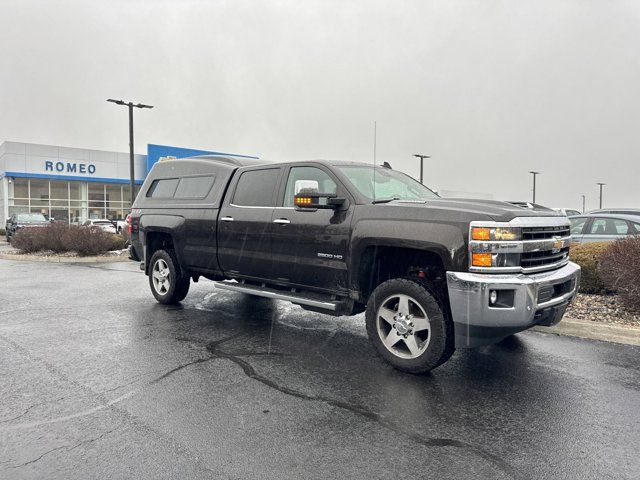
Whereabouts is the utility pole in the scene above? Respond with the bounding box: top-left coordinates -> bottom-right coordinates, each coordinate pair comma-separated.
413,154 -> 430,184
581,194 -> 586,213
596,182 -> 606,209
107,99 -> 154,206
529,171 -> 540,203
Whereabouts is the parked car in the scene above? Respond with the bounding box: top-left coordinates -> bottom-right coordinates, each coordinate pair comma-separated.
111,216 -> 129,234
5,213 -> 51,243
128,155 -> 580,374
82,218 -> 117,234
588,208 -> 640,218
553,208 -> 582,217
569,214 -> 640,243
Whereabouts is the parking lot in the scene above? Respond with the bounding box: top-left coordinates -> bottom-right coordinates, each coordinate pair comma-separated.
1,258 -> 638,479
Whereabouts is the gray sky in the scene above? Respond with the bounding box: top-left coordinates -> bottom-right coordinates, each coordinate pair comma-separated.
1,0 -> 639,210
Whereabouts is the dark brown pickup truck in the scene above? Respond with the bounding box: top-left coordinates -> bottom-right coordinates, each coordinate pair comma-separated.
130,155 -> 580,373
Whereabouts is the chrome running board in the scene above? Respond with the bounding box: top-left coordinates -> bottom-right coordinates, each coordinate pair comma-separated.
213,281 -> 339,311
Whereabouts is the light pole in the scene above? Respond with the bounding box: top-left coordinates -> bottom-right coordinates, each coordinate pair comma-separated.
596,182 -> 606,209
529,171 -> 540,203
107,99 -> 154,206
581,194 -> 586,213
413,154 -> 430,184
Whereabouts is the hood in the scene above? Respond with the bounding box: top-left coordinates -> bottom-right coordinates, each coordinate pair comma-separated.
389,198 -> 563,222
17,220 -> 50,227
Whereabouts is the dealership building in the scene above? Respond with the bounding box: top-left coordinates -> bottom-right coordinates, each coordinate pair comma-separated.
0,141 -> 257,225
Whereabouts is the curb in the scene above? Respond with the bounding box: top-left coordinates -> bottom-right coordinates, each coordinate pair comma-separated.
0,253 -> 132,264
533,317 -> 640,346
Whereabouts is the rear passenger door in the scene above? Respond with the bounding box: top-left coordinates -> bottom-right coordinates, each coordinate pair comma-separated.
217,167 -> 282,280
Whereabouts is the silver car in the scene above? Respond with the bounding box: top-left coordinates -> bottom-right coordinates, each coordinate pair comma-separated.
569,214 -> 640,243
82,219 -> 117,234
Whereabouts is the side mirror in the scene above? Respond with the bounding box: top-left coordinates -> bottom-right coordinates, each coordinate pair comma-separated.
293,179 -> 346,210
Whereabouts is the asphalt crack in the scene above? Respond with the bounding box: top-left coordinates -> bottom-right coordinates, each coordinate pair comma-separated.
206,335 -> 519,479
3,426 -> 121,470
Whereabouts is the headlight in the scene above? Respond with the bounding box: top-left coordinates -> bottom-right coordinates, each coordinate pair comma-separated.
471,226 -> 521,241
470,225 -> 521,269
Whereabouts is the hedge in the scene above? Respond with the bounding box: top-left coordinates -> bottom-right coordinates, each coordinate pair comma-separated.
599,236 -> 640,312
569,242 -> 611,293
11,222 -> 126,256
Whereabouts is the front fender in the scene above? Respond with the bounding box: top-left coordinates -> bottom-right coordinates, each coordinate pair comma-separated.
348,216 -> 468,291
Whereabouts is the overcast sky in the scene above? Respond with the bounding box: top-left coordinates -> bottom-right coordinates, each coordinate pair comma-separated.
1,0 -> 639,209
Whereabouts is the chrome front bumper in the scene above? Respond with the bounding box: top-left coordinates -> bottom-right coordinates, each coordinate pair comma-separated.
446,262 -> 581,348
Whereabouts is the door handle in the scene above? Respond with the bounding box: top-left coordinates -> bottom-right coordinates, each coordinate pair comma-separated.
273,218 -> 290,225
221,216 -> 234,222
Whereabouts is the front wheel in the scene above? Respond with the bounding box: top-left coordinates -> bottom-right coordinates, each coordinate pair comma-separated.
365,278 -> 454,373
148,249 -> 190,304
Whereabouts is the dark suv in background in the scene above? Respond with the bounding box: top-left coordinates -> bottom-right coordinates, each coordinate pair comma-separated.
5,213 -> 50,243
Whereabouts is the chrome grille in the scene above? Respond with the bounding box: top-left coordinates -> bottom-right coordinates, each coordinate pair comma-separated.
522,225 -> 571,240
521,247 -> 570,269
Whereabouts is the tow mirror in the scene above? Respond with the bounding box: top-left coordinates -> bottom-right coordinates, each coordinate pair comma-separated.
293,180 -> 345,210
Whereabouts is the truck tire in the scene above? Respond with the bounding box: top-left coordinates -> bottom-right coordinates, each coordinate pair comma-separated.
365,277 -> 454,373
148,249 -> 190,304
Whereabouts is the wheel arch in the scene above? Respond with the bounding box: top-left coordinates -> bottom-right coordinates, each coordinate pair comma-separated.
355,244 -> 449,303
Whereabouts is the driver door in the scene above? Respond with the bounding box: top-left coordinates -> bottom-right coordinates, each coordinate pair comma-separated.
270,165 -> 353,292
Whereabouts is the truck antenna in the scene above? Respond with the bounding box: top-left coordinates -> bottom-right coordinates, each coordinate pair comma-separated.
373,121 -> 377,202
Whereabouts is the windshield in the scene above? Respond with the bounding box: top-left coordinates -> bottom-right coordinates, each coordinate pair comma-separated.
16,213 -> 47,223
337,166 -> 439,202
93,221 -> 112,225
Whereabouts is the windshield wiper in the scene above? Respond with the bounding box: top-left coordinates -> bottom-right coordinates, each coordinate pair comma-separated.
372,197 -> 400,204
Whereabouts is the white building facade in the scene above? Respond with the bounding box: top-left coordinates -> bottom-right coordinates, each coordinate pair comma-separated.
0,141 -> 146,225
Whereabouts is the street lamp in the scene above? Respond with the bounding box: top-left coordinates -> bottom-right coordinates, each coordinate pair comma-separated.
596,182 -> 606,209
529,171 -> 540,203
107,99 -> 154,206
413,154 -> 430,184
581,194 -> 586,213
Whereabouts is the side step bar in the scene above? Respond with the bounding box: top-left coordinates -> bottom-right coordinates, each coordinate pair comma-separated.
213,281 -> 340,312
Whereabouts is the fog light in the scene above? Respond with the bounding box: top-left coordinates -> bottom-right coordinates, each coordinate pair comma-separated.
490,290 -> 498,305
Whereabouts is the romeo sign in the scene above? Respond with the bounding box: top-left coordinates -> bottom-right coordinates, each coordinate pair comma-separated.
45,161 -> 96,175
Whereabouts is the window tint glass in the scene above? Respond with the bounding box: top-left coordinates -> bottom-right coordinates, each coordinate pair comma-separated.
613,220 -> 630,234
147,178 -> 179,198
283,167 -> 337,207
570,218 -> 587,235
233,169 -> 280,207
589,218 -> 629,235
174,175 -> 216,199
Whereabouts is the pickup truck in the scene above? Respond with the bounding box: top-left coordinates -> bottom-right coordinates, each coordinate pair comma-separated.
130,156 -> 581,373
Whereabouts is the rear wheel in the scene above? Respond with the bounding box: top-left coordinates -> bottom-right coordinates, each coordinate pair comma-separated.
365,277 -> 454,373
149,249 -> 190,304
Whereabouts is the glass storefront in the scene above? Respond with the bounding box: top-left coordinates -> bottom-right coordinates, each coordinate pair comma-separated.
7,178 -> 132,223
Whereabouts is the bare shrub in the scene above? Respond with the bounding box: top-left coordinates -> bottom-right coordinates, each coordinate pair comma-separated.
11,224 -> 123,256
62,226 -> 118,256
599,236 -> 640,312
569,242 -> 611,293
11,228 -> 46,252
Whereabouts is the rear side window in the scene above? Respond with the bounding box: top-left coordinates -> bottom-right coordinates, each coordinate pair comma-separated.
589,218 -> 629,235
146,178 -> 179,198
174,175 -> 216,199
232,168 -> 280,207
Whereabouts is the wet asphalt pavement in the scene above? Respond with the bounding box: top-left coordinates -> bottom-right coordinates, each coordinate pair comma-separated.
0,258 -> 638,480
